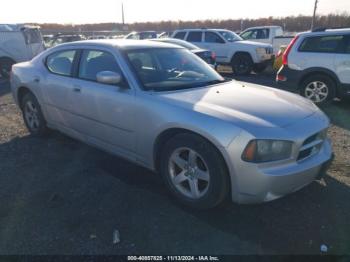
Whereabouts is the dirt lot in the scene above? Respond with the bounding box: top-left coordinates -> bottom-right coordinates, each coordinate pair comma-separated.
0,74 -> 350,255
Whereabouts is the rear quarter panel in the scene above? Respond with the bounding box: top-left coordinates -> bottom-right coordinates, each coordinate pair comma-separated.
11,61 -> 45,108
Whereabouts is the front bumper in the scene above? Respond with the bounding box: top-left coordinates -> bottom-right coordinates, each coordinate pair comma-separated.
223,113 -> 333,204
240,139 -> 331,204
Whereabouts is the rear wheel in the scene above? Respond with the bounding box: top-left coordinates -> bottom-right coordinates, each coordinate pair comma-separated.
21,92 -> 49,136
231,53 -> 253,75
301,74 -> 336,106
160,133 -> 229,209
0,57 -> 15,79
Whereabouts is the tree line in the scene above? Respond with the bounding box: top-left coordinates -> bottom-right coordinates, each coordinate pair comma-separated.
37,13 -> 350,33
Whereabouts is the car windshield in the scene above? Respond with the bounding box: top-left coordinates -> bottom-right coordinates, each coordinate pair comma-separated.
219,30 -> 242,42
125,48 -> 227,91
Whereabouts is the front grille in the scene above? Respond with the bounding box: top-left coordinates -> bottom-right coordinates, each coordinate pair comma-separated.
303,133 -> 318,146
297,130 -> 326,161
298,148 -> 314,161
265,47 -> 273,54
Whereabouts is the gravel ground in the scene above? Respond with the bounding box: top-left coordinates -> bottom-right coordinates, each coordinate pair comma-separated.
0,75 -> 349,255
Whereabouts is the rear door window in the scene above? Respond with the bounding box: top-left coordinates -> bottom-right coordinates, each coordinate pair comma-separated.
344,35 -> 350,54
46,50 -> 76,76
173,32 -> 186,40
299,35 -> 345,53
204,32 -> 225,43
186,31 -> 202,42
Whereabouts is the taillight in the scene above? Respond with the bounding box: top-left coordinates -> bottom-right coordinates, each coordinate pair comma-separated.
282,35 -> 299,66
211,52 -> 216,60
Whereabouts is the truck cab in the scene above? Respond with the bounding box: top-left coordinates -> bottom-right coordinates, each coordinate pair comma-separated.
240,26 -> 293,54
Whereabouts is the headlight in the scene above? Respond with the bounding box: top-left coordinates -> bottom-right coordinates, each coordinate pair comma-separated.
256,47 -> 266,55
242,140 -> 293,163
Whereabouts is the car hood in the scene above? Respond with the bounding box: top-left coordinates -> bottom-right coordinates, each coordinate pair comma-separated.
191,48 -> 210,54
154,80 -> 318,129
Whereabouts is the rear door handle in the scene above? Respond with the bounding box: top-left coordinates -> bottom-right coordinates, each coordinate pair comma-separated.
33,76 -> 40,83
73,85 -> 81,93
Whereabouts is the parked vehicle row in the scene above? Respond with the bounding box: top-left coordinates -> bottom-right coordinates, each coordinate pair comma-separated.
10,40 -> 333,209
3,23 -> 349,106
172,28 -> 274,75
277,28 -> 350,105
124,31 -> 158,40
151,38 -> 217,68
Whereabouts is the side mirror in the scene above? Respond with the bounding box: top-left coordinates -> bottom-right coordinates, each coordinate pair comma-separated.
96,71 -> 122,85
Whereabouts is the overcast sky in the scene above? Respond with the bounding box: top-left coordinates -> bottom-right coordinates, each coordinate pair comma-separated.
1,0 -> 349,24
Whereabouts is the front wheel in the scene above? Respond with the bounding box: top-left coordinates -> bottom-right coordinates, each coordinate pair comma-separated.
160,133 -> 229,209
301,75 -> 336,106
231,53 -> 253,76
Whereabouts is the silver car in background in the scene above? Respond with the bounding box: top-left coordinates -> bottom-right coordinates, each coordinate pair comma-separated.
10,40 -> 333,209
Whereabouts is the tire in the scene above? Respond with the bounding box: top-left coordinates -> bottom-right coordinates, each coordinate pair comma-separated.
231,53 -> 253,76
253,64 -> 267,74
160,133 -> 229,209
0,57 -> 15,79
300,74 -> 336,106
21,92 -> 49,136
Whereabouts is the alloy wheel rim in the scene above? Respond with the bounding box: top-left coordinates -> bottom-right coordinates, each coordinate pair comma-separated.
305,81 -> 329,103
168,147 -> 210,199
24,101 -> 40,131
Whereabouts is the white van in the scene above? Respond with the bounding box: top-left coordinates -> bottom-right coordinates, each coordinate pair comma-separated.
0,24 -> 45,79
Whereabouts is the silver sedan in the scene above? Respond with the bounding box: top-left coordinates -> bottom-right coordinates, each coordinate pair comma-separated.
10,40 -> 333,209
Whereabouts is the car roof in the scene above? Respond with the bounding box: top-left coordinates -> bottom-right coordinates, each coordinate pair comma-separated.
129,31 -> 157,34
243,26 -> 282,30
150,38 -> 199,49
52,39 -> 184,50
298,28 -> 350,37
174,28 -> 229,32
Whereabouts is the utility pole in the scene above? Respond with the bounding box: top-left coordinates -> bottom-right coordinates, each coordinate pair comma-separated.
122,2 -> 125,25
311,0 -> 318,30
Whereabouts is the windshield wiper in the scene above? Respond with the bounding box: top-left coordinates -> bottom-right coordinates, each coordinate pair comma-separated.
203,78 -> 231,86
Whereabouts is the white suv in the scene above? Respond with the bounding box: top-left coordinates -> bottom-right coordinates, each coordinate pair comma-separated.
172,29 -> 274,75
277,28 -> 350,105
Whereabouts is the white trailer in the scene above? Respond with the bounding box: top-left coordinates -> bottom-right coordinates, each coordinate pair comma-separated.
0,24 -> 44,79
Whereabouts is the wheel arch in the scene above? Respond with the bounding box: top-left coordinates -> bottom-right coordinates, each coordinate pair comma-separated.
153,128 -> 231,181
298,68 -> 340,96
17,86 -> 33,110
231,51 -> 253,63
0,56 -> 16,78
0,56 -> 16,63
